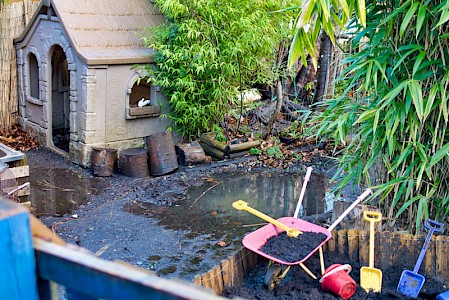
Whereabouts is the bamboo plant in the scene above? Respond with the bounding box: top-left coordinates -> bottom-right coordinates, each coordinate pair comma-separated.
308,0 -> 449,232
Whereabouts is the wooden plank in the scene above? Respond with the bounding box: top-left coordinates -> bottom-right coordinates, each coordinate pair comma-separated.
9,165 -> 29,178
234,251 -> 245,286
228,254 -> 239,286
0,199 -> 39,300
199,142 -> 225,160
199,133 -> 228,153
327,229 -> 337,252
34,238 -> 228,300
347,229 -> 359,264
358,230 -> 369,267
378,231 -> 392,269
220,259 -> 232,288
423,235 -> 436,278
337,229 -> 348,256
201,271 -> 212,290
211,266 -> 224,296
193,275 -> 202,286
436,235 -> 448,282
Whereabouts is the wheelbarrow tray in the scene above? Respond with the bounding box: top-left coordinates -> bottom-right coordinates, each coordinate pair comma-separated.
242,217 -> 331,265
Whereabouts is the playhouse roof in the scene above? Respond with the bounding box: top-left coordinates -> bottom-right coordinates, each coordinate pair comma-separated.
15,0 -> 165,65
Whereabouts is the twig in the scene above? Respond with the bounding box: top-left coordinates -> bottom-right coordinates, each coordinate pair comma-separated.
51,218 -> 75,234
0,136 -> 15,143
39,179 -> 75,192
95,244 -> 111,257
188,181 -> 221,209
241,222 -> 267,227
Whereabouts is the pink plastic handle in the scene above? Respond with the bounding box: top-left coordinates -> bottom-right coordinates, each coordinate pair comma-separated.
293,167 -> 313,218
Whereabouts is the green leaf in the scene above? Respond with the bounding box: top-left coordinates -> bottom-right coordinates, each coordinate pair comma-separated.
357,0 -> 366,27
412,51 -> 426,78
427,143 -> 449,170
408,80 -> 424,121
434,9 -> 449,28
400,2 -> 419,38
416,5 -> 427,38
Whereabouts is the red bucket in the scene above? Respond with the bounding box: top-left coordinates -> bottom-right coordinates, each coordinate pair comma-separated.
320,264 -> 356,299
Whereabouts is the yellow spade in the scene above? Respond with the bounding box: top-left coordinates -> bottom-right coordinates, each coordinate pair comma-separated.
360,211 -> 383,292
232,200 -> 303,237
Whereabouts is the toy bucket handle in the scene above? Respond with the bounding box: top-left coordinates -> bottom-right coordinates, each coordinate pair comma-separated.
363,211 -> 382,222
319,264 -> 352,283
424,219 -> 444,233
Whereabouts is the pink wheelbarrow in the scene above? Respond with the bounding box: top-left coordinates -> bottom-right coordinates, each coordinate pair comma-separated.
234,188 -> 372,290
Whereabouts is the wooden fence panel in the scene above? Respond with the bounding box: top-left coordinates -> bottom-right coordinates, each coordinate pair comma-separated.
0,0 -> 39,131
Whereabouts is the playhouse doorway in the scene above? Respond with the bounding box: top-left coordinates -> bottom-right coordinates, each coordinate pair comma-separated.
50,45 -> 70,153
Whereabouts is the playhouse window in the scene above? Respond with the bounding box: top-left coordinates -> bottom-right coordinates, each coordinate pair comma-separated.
126,78 -> 161,119
28,53 -> 39,99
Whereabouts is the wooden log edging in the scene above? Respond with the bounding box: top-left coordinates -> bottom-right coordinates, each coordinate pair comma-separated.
194,230 -> 449,295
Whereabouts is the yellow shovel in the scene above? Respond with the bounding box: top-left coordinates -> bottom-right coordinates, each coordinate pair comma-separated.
232,200 -> 303,237
360,211 -> 382,292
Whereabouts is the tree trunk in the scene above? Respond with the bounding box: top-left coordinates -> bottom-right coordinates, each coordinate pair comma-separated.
313,32 -> 333,103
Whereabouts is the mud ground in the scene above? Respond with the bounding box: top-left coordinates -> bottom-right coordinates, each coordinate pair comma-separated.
27,147 -> 346,280
26,147 -> 447,299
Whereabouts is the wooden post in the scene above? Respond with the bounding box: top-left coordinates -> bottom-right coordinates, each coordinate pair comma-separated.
0,198 -> 38,300
347,229 -> 359,264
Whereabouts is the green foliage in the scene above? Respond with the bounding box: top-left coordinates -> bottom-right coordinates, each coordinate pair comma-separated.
286,0 -> 367,68
266,146 -> 283,159
311,0 -> 449,232
250,147 -> 262,155
143,0 -> 296,140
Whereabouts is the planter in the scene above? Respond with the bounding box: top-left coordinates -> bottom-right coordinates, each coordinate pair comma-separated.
194,230 -> 449,298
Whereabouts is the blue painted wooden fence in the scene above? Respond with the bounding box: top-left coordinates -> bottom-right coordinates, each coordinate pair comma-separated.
0,198 -> 237,300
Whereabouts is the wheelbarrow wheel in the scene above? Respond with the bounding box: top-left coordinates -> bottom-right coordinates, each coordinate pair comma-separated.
264,265 -> 282,291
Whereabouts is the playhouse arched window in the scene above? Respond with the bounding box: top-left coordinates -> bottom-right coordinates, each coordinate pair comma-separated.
28,53 -> 39,99
126,77 -> 161,119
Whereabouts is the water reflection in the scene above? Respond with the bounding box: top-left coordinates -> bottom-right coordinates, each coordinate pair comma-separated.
29,167 -> 109,216
188,172 -> 328,222
124,171 -> 329,239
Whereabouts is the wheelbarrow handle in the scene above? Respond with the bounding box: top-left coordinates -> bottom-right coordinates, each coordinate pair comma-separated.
328,188 -> 372,232
412,219 -> 444,274
293,167 -> 313,219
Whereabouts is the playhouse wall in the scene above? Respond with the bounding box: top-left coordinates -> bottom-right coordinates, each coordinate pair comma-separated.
15,16 -> 173,167
72,64 -> 171,167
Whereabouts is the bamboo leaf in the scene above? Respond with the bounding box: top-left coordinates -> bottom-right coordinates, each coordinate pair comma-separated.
416,5 -> 427,38
337,0 -> 350,19
434,9 -> 449,28
357,0 -> 366,27
408,80 -> 424,121
400,2 -> 419,38
423,84 -> 438,120
427,142 -> 449,170
380,80 -> 409,110
354,109 -> 376,124
395,196 -> 420,218
412,51 -> 426,78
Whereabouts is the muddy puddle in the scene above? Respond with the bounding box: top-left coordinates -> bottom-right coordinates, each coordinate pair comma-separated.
124,171 -> 331,246
29,167 -> 109,217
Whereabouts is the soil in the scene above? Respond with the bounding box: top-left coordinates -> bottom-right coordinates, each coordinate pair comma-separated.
260,232 -> 328,263
24,147 -> 447,299
222,248 -> 447,300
